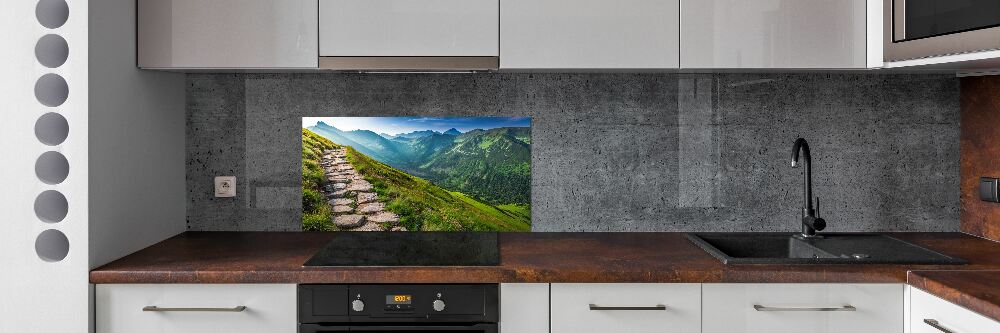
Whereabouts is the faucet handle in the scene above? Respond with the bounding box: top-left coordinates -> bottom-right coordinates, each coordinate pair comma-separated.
813,196 -> 826,232
815,196 -> 820,218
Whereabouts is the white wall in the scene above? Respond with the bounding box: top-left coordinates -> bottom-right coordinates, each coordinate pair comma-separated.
0,0 -> 185,331
88,0 -> 186,269
0,0 -> 90,331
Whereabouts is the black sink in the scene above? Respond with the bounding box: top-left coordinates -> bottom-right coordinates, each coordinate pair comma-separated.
687,233 -> 966,265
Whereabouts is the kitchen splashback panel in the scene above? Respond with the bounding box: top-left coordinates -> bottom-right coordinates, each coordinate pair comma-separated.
186,73 -> 959,232
301,116 -> 531,232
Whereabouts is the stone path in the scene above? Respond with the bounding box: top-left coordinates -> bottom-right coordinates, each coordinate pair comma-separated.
320,148 -> 405,231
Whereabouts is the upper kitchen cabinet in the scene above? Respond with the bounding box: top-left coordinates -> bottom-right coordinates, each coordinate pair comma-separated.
138,0 -> 318,69
319,0 -> 500,70
681,0 -> 880,69
501,0 -> 681,69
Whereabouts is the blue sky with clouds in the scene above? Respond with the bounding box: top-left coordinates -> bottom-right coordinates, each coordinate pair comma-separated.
303,117 -> 531,135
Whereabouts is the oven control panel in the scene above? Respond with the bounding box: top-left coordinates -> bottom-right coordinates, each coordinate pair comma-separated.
350,285 -> 478,318
299,284 -> 498,324
384,294 -> 414,311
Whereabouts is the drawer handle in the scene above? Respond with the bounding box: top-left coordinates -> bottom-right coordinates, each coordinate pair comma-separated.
588,304 -> 667,311
143,306 -> 247,312
753,304 -> 856,312
923,319 -> 955,333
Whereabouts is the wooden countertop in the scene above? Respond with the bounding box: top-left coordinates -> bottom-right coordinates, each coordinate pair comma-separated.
91,232 -> 1000,284
908,270 -> 1000,323
90,232 -> 1000,321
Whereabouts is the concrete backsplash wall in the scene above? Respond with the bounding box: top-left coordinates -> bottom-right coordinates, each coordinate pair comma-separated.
186,73 -> 960,232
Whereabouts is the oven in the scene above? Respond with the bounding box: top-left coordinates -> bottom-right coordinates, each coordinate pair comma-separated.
884,0 -> 1000,61
299,284 -> 499,333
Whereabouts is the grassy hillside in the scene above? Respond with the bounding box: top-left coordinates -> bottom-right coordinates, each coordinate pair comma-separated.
309,122 -> 532,206
309,122 -> 410,167
497,204 -> 531,221
419,127 -> 531,204
344,144 -> 531,232
302,129 -> 339,231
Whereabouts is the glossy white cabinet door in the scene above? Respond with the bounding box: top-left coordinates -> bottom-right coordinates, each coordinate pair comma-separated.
501,0 -> 680,69
138,0 -> 318,69
681,0 -> 869,68
910,287 -> 1000,333
551,283 -> 701,333
96,284 -> 297,333
702,284 -> 903,333
319,0 -> 499,56
500,283 -> 549,333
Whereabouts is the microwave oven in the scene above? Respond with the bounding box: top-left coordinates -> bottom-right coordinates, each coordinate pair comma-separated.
884,0 -> 1000,62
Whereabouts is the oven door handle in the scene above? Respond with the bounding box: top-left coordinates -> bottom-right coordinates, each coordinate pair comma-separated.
298,325 -> 350,332
348,323 -> 497,331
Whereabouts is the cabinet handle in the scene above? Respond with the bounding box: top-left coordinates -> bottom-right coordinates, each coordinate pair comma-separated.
588,304 -> 667,311
143,306 -> 247,312
753,304 -> 856,312
923,319 -> 955,333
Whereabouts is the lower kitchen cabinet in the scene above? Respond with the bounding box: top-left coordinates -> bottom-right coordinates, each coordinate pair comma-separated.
550,283 -> 701,333
95,284 -> 297,333
702,284 -> 903,333
93,282 -> 999,333
500,283 -> 549,333
909,287 -> 1000,333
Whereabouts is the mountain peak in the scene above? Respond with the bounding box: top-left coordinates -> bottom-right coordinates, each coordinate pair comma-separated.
314,121 -> 340,131
443,128 -> 462,135
395,130 -> 438,139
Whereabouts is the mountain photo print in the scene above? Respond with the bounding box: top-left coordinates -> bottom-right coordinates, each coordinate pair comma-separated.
301,117 -> 531,232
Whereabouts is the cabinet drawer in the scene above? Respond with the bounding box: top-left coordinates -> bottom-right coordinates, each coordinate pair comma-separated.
703,284 -> 903,333
910,287 -> 1000,333
96,284 -> 296,333
500,283 -> 548,333
550,283 -> 701,333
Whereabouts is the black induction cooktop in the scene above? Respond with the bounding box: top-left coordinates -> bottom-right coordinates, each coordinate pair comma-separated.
303,232 -> 500,266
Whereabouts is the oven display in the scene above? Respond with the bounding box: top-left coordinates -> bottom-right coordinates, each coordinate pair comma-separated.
386,295 -> 412,305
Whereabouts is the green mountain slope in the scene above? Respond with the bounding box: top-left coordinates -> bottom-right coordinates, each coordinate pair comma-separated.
309,122 -> 411,167
404,134 -> 457,170
344,142 -> 531,231
394,130 -> 438,139
301,128 -> 530,232
418,127 -> 531,204
301,129 -> 339,231
340,129 -> 410,160
309,123 -> 532,206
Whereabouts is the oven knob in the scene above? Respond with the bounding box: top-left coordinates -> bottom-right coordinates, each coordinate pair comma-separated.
432,299 -> 446,312
352,299 -> 365,312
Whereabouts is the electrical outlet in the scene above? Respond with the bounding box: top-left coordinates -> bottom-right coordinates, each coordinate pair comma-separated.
215,176 -> 236,198
980,177 -> 999,202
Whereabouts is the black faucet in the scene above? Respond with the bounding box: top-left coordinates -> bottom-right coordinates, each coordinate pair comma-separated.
791,138 -> 826,237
